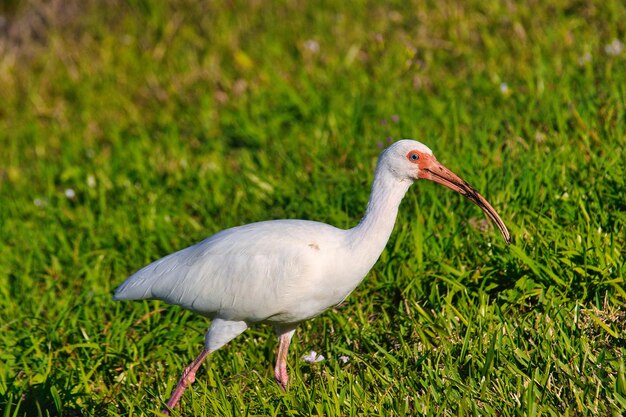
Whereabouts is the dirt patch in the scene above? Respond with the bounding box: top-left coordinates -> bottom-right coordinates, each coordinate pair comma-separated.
0,0 -> 84,59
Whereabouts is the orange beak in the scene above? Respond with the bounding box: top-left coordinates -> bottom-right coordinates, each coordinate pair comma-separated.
417,154 -> 511,244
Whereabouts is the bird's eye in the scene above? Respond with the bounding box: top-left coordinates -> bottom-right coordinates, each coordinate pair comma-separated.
407,151 -> 420,162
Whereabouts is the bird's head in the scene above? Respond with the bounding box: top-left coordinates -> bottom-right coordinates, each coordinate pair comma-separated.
381,139 -> 511,243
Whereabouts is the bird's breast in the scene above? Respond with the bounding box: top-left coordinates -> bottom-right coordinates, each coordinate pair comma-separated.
265,241 -> 375,323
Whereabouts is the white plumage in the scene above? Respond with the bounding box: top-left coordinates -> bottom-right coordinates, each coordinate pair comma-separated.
116,220 -> 362,323
114,140 -> 510,414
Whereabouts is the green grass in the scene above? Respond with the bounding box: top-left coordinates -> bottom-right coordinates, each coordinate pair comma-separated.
1,0 -> 625,415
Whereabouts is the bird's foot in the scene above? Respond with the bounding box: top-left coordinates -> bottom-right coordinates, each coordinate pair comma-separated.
274,368 -> 289,391
161,368 -> 197,414
160,348 -> 211,414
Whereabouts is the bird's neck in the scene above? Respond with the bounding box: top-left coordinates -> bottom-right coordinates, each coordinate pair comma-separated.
348,168 -> 412,258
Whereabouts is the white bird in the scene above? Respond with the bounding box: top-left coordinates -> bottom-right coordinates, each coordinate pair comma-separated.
114,140 -> 510,414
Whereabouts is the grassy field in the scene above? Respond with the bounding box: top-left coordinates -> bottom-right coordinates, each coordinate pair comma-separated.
1,0 -> 625,415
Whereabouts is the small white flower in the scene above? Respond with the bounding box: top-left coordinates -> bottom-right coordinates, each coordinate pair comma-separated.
304,39 -> 320,54
339,355 -> 350,364
605,39 -> 623,56
499,83 -> 509,94
87,175 -> 96,188
302,350 -> 325,363
65,188 -> 76,199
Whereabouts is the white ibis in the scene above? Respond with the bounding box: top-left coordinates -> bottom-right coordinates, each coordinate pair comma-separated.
114,140 -> 510,414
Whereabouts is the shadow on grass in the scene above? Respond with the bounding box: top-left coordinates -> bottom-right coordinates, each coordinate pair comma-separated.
0,374 -> 108,417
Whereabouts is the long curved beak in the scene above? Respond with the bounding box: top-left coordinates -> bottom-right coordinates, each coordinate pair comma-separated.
417,154 -> 511,244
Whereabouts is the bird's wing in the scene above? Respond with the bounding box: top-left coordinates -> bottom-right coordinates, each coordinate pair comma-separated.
113,220 -> 343,321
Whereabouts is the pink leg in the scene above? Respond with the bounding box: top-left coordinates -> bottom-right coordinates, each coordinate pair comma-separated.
274,328 -> 296,391
161,319 -> 248,414
161,348 -> 210,415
